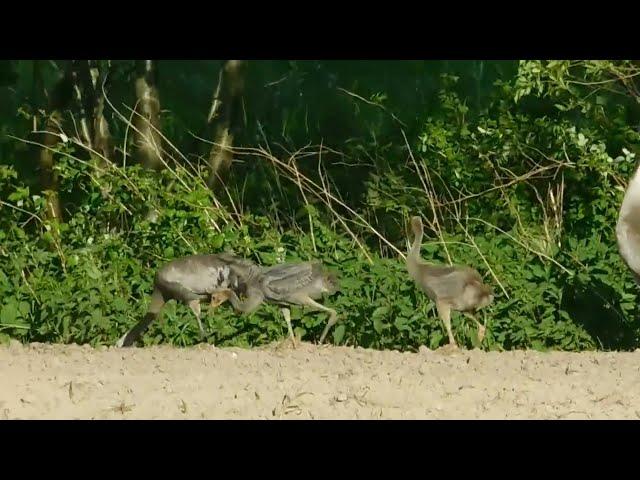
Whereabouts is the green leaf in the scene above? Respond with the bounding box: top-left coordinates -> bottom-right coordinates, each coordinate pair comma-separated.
8,187 -> 29,202
371,305 -> 390,333
211,234 -> 224,249
373,316 -> 385,334
577,133 -> 587,147
372,305 -> 390,320
113,297 -> 128,312
0,303 -> 18,325
86,264 -> 101,280
394,316 -> 409,331
531,340 -> 545,351
91,309 -> 103,326
429,332 -> 444,349
18,302 -> 30,316
530,264 -> 545,278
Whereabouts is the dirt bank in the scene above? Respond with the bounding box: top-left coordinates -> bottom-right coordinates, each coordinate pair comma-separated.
1,341 -> 638,419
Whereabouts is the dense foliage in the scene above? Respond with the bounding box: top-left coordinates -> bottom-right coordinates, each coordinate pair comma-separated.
2,60 -> 640,351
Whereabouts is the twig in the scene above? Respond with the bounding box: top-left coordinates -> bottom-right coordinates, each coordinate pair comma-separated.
337,86 -> 407,128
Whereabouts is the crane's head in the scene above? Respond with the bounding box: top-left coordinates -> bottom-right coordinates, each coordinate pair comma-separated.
474,282 -> 494,310
322,270 -> 339,295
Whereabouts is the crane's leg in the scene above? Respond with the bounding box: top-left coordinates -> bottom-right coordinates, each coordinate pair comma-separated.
292,296 -> 338,344
281,307 -> 297,349
187,299 -> 206,340
117,287 -> 165,347
481,310 -> 489,341
435,300 -> 457,348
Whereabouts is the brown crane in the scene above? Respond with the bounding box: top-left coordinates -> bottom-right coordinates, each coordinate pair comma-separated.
406,216 -> 494,349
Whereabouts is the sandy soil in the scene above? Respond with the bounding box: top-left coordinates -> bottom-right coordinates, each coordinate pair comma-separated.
1,340 -> 639,420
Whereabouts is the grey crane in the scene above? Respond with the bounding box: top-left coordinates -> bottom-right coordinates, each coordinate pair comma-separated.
406,216 -> 494,349
215,260 -> 340,347
116,253 -> 258,347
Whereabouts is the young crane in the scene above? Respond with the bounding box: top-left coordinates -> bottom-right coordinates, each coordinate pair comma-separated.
406,216 -> 494,349
215,261 -> 340,348
616,160 -> 640,284
116,253 -> 258,347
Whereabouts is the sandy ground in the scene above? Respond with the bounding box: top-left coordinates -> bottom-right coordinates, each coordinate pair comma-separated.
1,340 -> 639,420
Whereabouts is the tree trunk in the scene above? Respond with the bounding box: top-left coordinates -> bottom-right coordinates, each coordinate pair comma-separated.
69,60 -> 94,150
38,112 -> 64,221
132,60 -> 163,170
34,62 -> 74,222
87,60 -> 114,164
207,60 -> 247,188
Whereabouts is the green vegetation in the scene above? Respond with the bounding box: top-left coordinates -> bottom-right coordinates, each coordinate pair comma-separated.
1,60 -> 639,351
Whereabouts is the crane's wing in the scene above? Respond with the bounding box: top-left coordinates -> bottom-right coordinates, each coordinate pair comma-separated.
422,265 -> 484,299
215,253 -> 258,270
260,262 -> 318,296
214,253 -> 261,282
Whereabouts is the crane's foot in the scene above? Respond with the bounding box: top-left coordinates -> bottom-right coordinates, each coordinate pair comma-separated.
437,342 -> 460,355
276,336 -> 298,350
274,336 -> 298,352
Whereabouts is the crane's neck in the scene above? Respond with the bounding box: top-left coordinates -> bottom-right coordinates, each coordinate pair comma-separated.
407,222 -> 424,279
409,223 -> 423,258
226,286 -> 264,314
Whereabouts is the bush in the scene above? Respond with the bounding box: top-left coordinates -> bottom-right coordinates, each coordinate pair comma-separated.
2,60 -> 640,351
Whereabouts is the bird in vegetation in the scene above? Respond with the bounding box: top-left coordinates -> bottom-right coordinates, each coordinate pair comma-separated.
116,253 -> 258,347
405,216 -> 494,349
215,260 -> 340,348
